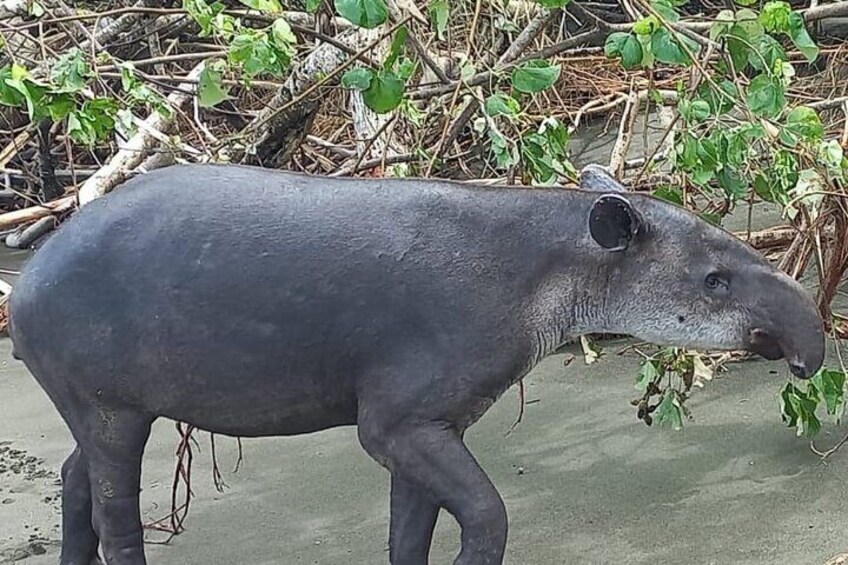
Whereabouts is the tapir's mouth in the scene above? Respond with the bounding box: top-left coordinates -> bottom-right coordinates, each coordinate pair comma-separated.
748,328 -> 783,360
747,328 -> 816,379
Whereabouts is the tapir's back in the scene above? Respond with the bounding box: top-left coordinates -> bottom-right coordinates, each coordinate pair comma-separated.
9,164 -> 563,433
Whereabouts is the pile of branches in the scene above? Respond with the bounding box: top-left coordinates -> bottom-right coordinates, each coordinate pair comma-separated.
1,0 -> 847,539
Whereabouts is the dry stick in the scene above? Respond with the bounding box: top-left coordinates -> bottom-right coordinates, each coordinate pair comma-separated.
608,85 -> 639,179
77,62 -> 205,206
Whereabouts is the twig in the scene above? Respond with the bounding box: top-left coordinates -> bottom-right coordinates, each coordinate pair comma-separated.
505,378 -> 526,435
608,85 -> 639,178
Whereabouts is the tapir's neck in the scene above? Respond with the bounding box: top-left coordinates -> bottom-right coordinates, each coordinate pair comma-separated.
483,187 -> 618,364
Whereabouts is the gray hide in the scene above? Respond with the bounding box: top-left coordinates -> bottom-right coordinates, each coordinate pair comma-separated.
8,163 -> 824,565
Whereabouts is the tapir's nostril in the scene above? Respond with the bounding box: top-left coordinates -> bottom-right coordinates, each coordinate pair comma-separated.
789,360 -> 807,379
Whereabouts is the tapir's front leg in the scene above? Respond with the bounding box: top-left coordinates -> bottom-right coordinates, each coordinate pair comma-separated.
358,416 -> 508,565
389,477 -> 440,564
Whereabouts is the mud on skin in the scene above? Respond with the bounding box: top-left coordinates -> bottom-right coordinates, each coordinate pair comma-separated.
8,163 -> 824,565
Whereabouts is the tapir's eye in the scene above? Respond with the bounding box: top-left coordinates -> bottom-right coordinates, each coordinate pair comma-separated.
704,273 -> 729,292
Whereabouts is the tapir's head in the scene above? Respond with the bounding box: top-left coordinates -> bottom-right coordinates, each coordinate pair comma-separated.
578,164 -> 825,379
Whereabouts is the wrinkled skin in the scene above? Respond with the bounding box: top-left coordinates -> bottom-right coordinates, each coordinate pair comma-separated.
8,163 -> 824,565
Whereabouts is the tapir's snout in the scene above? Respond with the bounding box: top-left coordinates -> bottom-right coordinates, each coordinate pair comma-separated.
745,271 -> 826,379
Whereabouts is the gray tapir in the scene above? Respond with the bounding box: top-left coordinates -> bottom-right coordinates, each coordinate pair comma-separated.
8,162 -> 824,565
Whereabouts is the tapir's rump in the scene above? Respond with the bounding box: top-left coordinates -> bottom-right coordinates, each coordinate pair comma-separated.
7,163 -> 825,565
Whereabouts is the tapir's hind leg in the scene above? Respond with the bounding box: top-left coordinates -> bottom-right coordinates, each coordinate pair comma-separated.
74,405 -> 153,565
358,419 -> 507,565
388,477 -> 440,564
59,445 -> 100,565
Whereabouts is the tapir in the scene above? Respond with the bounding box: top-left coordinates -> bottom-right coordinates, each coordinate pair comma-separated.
8,162 -> 825,565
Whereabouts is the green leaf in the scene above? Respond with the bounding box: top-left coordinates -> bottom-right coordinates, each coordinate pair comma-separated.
754,172 -> 781,203
697,80 -> 737,116
429,0 -> 449,40
67,97 -> 118,146
709,10 -> 735,41
650,27 -> 692,66
484,92 -> 521,117
698,137 -> 719,169
633,16 -> 660,36
636,359 -> 660,390
384,26 -> 408,70
718,166 -> 747,199
788,11 -> 819,62
537,0 -> 571,6
749,34 -> 788,72
487,126 -> 520,169
306,0 -> 322,12
818,139 -> 845,176
341,67 -> 373,90
51,48 -> 90,93
510,60 -> 561,94
651,0 -> 679,22
736,9 -> 765,38
780,383 -> 822,438
679,98 -> 710,123
655,390 -> 685,431
271,19 -> 297,47
334,0 -> 388,28
46,93 -> 75,121
198,62 -> 230,107
0,66 -> 26,107
726,37 -> 749,72
229,27 -> 294,77
238,0 -> 282,11
760,1 -> 792,34
362,70 -> 404,113
785,106 -> 823,142
6,77 -> 49,120
604,32 -> 643,70
812,369 -> 846,418
184,0 -> 227,36
397,58 -> 416,81
652,185 -> 684,205
734,0 -> 757,5
521,117 -> 573,184
746,73 -> 785,118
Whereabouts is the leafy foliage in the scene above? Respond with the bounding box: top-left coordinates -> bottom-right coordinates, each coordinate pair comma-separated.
334,0 -> 388,29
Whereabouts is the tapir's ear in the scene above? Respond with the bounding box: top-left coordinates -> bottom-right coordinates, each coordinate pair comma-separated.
588,194 -> 641,251
579,164 -> 625,193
